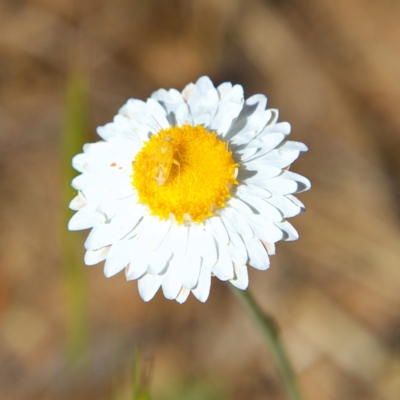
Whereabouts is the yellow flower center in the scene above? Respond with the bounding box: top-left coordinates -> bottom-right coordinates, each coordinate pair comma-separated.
132,124 -> 238,224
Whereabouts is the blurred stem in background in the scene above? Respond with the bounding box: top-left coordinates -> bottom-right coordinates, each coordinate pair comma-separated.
230,287 -> 305,400
132,348 -> 141,400
131,348 -> 149,400
60,70 -> 90,368
110,345 -> 153,400
59,0 -> 91,369
130,347 -> 152,400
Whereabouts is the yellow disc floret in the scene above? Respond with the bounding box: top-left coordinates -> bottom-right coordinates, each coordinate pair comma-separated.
132,124 -> 238,224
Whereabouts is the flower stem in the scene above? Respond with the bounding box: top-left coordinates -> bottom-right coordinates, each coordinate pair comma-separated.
230,286 -> 305,400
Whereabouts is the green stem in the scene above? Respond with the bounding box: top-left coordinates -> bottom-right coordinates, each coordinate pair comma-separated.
230,286 -> 305,400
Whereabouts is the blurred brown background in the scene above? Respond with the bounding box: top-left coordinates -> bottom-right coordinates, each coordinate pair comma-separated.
1,0 -> 400,399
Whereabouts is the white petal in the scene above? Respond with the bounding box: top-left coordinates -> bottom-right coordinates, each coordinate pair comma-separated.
212,238 -> 234,280
176,287 -> 191,304
175,102 -> 193,126
253,149 -> 301,169
146,98 -> 170,129
228,196 -> 254,215
209,217 -> 229,245
225,225 -> 248,266
146,257 -> 169,277
182,254 -> 201,290
97,116 -> 143,141
227,94 -> 270,142
197,225 -> 218,269
133,217 -> 170,254
84,220 -> 125,251
161,259 -> 183,300
235,188 -> 283,221
104,239 -> 132,277
181,82 -> 195,102
239,182 -> 272,199
97,122 -> 124,141
114,114 -> 151,142
126,259 -> 147,281
106,182 -> 135,200
243,133 -> 286,153
147,226 -> 175,274
217,82 -> 232,99
119,99 -> 146,121
245,136 -> 287,161
278,140 -> 308,152
232,197 -> 283,242
287,194 -> 305,207
242,236 -> 270,270
181,227 -> 202,289
172,224 -> 189,262
72,153 -> 88,173
230,264 -> 249,290
84,204 -> 143,250
267,196 -> 303,218
192,266 -> 211,302
236,147 -> 258,160
236,94 -> 267,121
107,136 -> 142,162
73,143 -> 134,198
150,87 -> 176,105
152,88 -> 193,127
250,177 -> 298,196
265,109 -> 279,126
262,241 -> 275,255
71,172 -> 99,191
263,121 -> 291,136
281,171 -> 311,193
229,110 -> 272,146
187,76 -> 219,127
240,166 -> 282,179
244,215 -> 284,243
275,221 -> 299,241
72,163 -> 135,199
79,185 -> 109,206
94,200 -> 119,223
84,247 -> 110,266
83,140 -> 109,158
150,88 -> 182,120
138,274 -> 163,302
147,221 -> 174,275
118,99 -> 159,139
127,219 -> 167,270
219,207 -> 254,238
69,193 -> 87,211
68,204 -> 96,230
210,84 -> 244,136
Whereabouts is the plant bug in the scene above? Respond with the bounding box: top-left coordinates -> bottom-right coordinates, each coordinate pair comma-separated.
147,117 -> 200,186
152,136 -> 181,186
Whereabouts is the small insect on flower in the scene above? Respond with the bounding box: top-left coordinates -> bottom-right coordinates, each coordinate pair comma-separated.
147,127 -> 202,187
151,136 -> 180,186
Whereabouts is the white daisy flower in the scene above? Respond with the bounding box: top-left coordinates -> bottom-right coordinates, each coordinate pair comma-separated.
68,76 -> 310,303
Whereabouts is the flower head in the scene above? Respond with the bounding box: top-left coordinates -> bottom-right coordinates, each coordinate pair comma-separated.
69,76 -> 310,303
